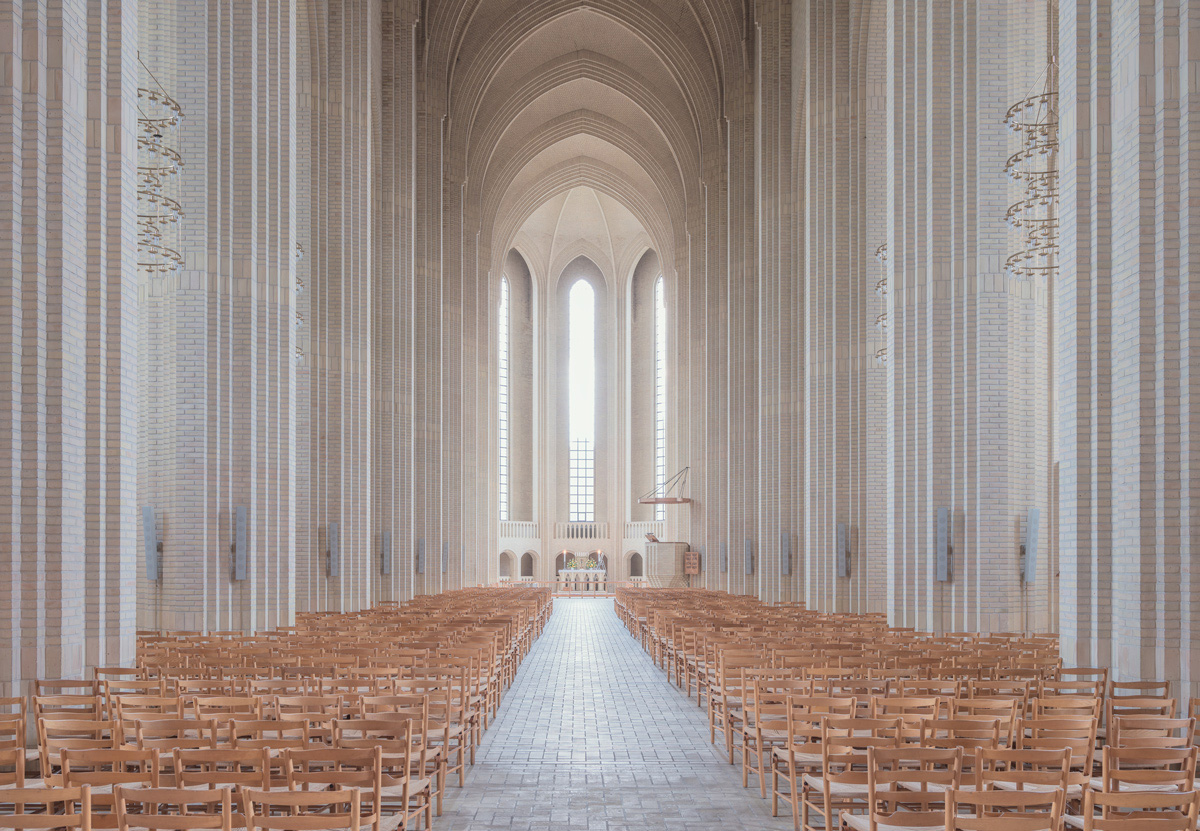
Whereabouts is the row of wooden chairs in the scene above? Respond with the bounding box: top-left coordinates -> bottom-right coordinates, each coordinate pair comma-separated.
616,588 -> 1199,831
2,588 -> 554,830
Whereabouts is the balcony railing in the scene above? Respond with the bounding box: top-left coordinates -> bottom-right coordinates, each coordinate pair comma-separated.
624,521 -> 665,540
499,521 -> 538,539
553,522 -> 609,540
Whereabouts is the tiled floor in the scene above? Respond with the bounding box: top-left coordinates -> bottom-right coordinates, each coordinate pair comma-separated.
439,597 -> 784,830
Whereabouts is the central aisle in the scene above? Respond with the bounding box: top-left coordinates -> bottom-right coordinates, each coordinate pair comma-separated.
440,597 -> 782,830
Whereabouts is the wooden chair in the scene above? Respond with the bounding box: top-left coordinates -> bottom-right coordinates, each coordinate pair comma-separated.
114,786 -> 233,831
1080,790 -> 1200,831
1094,746 -> 1197,794
37,718 -> 122,783
840,746 -> 962,831
977,747 -> 1072,793
172,747 -> 271,793
1111,717 -> 1197,750
0,746 -> 25,788
801,718 -> 903,831
242,788 -> 363,831
60,748 -> 160,829
742,676 -> 812,798
334,719 -> 435,830
0,786 -> 92,831
1017,717 -> 1098,801
283,748 -> 381,831
944,787 -> 1065,831
920,718 -> 1003,790
192,697 -> 262,721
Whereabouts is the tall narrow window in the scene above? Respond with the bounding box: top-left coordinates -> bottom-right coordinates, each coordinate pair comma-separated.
498,277 -> 510,521
568,280 -> 596,522
654,275 -> 667,521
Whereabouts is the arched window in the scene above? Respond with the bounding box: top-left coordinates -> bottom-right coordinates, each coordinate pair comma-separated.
498,276 -> 510,521
653,275 -> 667,521
568,280 -> 596,522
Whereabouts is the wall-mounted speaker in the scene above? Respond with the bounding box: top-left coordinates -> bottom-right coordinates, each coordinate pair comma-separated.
1022,507 -> 1040,583
781,531 -> 791,576
142,506 -> 162,581
719,541 -> 728,573
836,522 -> 850,578
380,531 -> 392,576
935,507 -> 952,582
744,539 -> 754,575
232,505 -> 248,581
416,538 -> 425,574
442,541 -> 449,573
327,522 -> 340,578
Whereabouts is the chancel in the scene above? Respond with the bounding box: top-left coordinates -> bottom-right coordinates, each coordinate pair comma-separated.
3,0 -> 1200,829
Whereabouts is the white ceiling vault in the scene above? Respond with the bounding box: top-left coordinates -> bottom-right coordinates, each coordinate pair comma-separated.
427,0 -> 745,283
511,186 -> 652,289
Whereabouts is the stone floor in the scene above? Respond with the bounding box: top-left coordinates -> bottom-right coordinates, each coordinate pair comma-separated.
439,597 -> 784,830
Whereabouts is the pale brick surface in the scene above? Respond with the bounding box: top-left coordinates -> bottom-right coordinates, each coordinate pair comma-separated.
441,598 -> 783,830
2,0 -> 1199,708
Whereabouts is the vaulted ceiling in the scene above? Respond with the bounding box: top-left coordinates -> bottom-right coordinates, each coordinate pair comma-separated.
423,0 -> 747,278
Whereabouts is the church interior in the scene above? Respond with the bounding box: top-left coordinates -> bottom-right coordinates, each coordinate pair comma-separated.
3,0 -> 1200,828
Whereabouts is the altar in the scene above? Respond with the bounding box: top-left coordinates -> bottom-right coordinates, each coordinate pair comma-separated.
556,568 -> 608,594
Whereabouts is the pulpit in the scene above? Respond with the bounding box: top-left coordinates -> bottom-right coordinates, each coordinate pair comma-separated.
645,541 -> 689,587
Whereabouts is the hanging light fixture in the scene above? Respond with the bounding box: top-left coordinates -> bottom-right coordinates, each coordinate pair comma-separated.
874,242 -> 888,365
1004,59 -> 1058,279
137,54 -> 185,274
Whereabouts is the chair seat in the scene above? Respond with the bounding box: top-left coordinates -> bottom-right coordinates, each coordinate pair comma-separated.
772,748 -> 822,766
804,775 -> 870,797
1087,778 -> 1187,793
380,778 -> 432,798
1064,814 -> 1093,830
992,781 -> 1083,800
842,811 -> 944,831
897,781 -> 977,794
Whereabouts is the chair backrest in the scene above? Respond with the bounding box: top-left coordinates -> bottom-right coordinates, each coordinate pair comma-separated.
115,786 -> 233,831
920,717 -> 1001,772
133,718 -> 219,752
243,788 -> 362,831
869,745 -> 962,818
61,748 -> 161,791
38,717 -> 121,776
192,696 -> 263,720
173,747 -> 270,791
1111,681 -> 1172,701
1101,746 -> 1198,794
2,786 -> 93,831
1082,789 -> 1200,831
282,747 -> 381,828
1032,696 -> 1102,720
34,694 -> 105,719
1111,716 -> 1197,749
36,680 -> 102,697
1018,716 -> 1098,783
1,745 -> 25,787
226,718 -> 309,751
977,747 -> 1072,791
953,698 -> 1022,747
945,786 -> 1065,831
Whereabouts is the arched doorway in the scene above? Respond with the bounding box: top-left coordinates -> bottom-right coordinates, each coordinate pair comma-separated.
629,551 -> 644,578
520,552 -> 535,578
499,550 -> 515,580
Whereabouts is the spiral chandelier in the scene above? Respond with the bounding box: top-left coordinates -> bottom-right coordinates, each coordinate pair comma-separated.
874,242 -> 888,364
1004,60 -> 1058,279
137,55 -> 184,274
